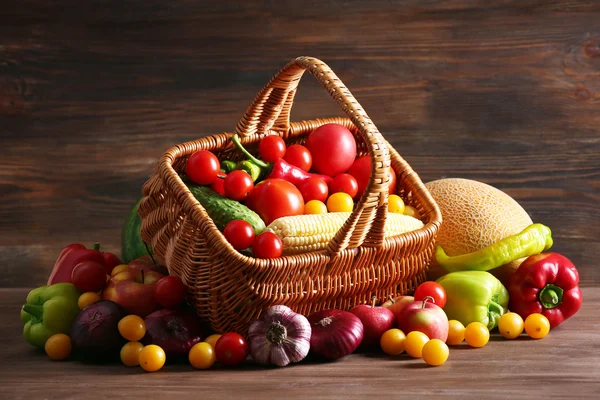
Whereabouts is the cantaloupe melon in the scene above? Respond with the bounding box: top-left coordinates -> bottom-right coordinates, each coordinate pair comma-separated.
424,178 -> 533,284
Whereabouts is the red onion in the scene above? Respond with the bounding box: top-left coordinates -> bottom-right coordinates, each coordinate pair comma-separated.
307,309 -> 364,360
142,309 -> 206,359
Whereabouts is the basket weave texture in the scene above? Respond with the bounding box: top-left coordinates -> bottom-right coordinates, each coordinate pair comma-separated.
139,56 -> 442,335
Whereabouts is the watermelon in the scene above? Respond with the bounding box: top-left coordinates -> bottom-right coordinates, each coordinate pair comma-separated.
121,198 -> 152,263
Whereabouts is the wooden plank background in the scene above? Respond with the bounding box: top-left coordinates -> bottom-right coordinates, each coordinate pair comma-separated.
1,0 -> 599,288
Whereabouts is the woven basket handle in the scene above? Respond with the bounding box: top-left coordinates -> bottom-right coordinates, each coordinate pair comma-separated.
235,56 -> 391,252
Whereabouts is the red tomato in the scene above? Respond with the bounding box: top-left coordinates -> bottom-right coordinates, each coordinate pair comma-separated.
224,170 -> 254,201
215,332 -> 249,367
154,276 -> 187,308
414,281 -> 447,308
71,261 -> 106,293
299,177 -> 329,203
223,220 -> 255,250
305,123 -> 357,176
347,156 -> 397,198
185,150 -> 220,185
252,232 -> 283,259
259,136 -> 286,162
245,179 -> 304,225
210,173 -> 226,195
284,144 -> 312,172
329,173 -> 358,198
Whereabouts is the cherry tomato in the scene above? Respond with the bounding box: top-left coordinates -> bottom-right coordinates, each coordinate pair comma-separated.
347,156 -> 397,198
304,123 -> 357,176
304,200 -> 328,214
422,339 -> 449,366
154,276 -> 187,308
524,313 -> 550,339
498,312 -> 525,339
299,177 -> 329,203
329,173 -> 358,198
252,232 -> 283,259
186,150 -> 220,185
189,342 -> 216,369
380,328 -> 406,356
414,281 -> 447,308
326,192 -> 354,212
71,261 -> 106,293
210,174 -> 226,196
120,341 -> 144,367
404,205 -> 421,220
214,332 -> 249,367
139,344 -> 166,372
118,315 -> 147,342
78,292 -> 101,310
388,194 -> 405,214
284,144 -> 312,172
389,167 -> 397,195
45,334 -> 71,361
405,331 -> 429,358
204,334 -> 222,349
464,322 -> 489,348
446,320 -> 465,345
259,135 -> 286,162
245,179 -> 304,225
224,170 -> 254,201
111,264 -> 131,276
223,220 -> 255,250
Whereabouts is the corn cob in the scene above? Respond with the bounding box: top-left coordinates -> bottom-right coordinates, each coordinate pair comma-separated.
266,212 -> 424,255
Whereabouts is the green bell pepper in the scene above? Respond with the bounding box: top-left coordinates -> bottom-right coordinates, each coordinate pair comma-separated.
20,283 -> 80,349
436,271 -> 509,330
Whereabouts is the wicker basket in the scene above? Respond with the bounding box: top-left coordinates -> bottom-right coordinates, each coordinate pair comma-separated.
139,56 -> 442,335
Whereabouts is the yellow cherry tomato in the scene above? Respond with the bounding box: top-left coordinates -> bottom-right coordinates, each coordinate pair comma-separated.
422,339 -> 449,366
120,341 -> 144,367
446,320 -> 466,345
78,292 -> 101,310
118,315 -> 147,342
404,331 -> 429,358
326,192 -> 354,212
189,342 -> 216,369
388,195 -> 405,214
111,264 -> 131,276
403,205 -> 421,219
464,322 -> 490,348
525,313 -> 550,339
44,333 -> 72,361
139,345 -> 166,372
204,334 -> 222,349
380,328 -> 406,356
304,200 -> 328,215
498,312 -> 525,339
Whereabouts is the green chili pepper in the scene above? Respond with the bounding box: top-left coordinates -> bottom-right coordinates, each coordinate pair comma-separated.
435,223 -> 553,273
221,160 -> 237,174
236,160 -> 263,182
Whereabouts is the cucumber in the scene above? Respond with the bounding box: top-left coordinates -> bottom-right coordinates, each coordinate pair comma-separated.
121,198 -> 153,263
187,183 -> 266,234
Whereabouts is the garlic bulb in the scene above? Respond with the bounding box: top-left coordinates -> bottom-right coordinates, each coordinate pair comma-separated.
248,305 -> 311,367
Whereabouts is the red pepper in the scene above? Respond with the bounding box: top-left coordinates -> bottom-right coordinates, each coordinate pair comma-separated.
47,243 -> 122,285
506,252 -> 582,328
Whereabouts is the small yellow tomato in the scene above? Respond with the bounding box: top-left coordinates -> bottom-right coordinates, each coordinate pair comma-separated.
78,292 -> 101,310
422,339 -> 449,366
525,313 -> 550,339
403,205 -> 421,219
304,200 -> 328,215
139,345 -> 166,372
404,331 -> 429,358
118,315 -> 147,342
446,320 -> 466,345
204,334 -> 222,350
111,264 -> 131,276
44,333 -> 72,361
498,312 -> 525,339
120,341 -> 144,367
464,322 -> 490,348
388,195 -> 405,214
326,192 -> 354,212
380,328 -> 406,356
189,342 -> 216,369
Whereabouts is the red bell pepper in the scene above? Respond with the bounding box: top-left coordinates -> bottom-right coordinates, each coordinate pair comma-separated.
47,243 -> 122,285
506,252 -> 582,328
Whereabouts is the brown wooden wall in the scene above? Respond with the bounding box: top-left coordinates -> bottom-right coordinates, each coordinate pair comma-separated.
1,0 -> 599,287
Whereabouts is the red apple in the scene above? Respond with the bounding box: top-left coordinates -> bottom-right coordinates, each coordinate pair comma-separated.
102,269 -> 164,317
396,296 -> 448,341
128,255 -> 169,276
350,297 -> 395,349
382,295 -> 414,320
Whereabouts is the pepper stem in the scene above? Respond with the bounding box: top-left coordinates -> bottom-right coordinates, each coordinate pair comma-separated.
231,134 -> 270,169
539,284 -> 564,309
22,304 -> 44,319
93,242 -> 100,251
487,300 -> 505,330
266,321 -> 287,345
